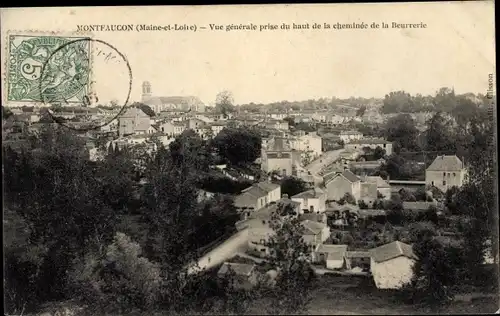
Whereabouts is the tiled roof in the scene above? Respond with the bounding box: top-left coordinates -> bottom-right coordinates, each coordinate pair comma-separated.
301,220 -> 326,235
218,262 -> 255,277
241,185 -> 268,198
291,188 -> 324,199
256,181 -> 280,192
426,155 -> 464,171
370,241 -> 416,263
317,244 -> 348,254
342,170 -> 360,183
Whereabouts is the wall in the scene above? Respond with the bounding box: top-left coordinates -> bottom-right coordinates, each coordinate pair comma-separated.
425,169 -> 465,192
188,228 -> 249,275
370,256 -> 415,289
378,187 -> 392,200
326,258 -> 345,270
326,176 -> 353,201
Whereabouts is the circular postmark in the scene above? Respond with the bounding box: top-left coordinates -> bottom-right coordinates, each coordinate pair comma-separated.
39,37 -> 132,132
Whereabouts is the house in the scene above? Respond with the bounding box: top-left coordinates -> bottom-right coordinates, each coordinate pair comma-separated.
288,132 -> 323,158
369,241 -> 417,289
118,107 -> 151,136
261,137 -> 301,176
262,119 -> 289,131
425,155 -> 467,192
344,138 -> 393,156
325,170 -> 361,201
234,181 -> 281,216
313,244 -> 348,270
301,220 -> 331,248
159,121 -> 186,137
339,130 -> 363,143
217,262 -> 258,290
291,187 -> 327,214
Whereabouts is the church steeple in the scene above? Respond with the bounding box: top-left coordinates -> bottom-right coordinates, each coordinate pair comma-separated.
142,81 -> 152,101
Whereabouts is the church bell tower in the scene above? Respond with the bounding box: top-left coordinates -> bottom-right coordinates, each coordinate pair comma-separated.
142,81 -> 152,101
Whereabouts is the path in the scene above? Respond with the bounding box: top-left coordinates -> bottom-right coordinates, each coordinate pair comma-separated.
305,148 -> 345,176
187,228 -> 249,275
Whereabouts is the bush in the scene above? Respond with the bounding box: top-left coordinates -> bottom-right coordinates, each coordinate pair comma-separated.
69,233 -> 161,313
358,200 -> 368,209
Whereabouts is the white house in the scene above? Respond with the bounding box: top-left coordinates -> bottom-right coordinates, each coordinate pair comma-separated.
234,181 -> 281,216
291,187 -> 327,214
314,244 -> 348,270
344,138 -> 393,156
370,241 -> 417,289
325,169 -> 361,201
301,220 -> 331,248
425,155 -> 466,192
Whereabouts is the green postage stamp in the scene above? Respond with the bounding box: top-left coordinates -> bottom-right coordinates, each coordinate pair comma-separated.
6,33 -> 92,105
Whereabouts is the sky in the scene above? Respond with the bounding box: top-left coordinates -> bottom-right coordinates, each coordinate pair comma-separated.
1,2 -> 496,106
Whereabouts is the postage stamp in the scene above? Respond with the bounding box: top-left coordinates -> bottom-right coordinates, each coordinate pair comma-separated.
6,33 -> 92,105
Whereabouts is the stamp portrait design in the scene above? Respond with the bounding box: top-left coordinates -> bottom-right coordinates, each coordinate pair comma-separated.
7,35 -> 91,104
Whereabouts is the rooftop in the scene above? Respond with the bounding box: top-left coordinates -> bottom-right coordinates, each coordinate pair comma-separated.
217,262 -> 256,277
301,220 -> 327,235
291,188 -> 325,199
348,138 -> 392,145
426,155 -> 464,171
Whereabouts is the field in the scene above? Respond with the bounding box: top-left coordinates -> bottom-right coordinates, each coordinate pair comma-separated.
247,276 -> 499,315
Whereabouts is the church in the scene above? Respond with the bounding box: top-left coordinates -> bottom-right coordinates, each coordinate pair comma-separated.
140,81 -> 206,113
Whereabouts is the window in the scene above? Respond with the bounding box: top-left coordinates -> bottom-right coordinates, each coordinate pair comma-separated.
310,205 -> 314,212
383,144 -> 386,148
443,180 -> 446,186
432,181 -> 434,185
447,173 -> 450,178
443,172 -> 446,177
453,173 -> 456,177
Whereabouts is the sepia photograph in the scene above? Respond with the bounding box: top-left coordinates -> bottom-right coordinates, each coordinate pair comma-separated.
1,2 -> 498,315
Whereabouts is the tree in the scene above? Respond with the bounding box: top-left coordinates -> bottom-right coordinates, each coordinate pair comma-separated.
425,112 -> 455,152
211,127 -> 261,165
405,235 -> 460,306
215,90 -> 235,117
384,114 -> 420,151
373,146 -> 386,160
280,176 -> 307,197
283,116 -> 295,127
262,214 -> 316,315
355,105 -> 367,117
301,150 -> 313,166
343,192 -> 356,205
131,102 -> 156,117
381,91 -> 414,114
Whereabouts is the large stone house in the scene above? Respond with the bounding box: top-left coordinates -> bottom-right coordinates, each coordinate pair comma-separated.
261,137 -> 301,177
425,155 -> 467,192
234,181 -> 281,217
